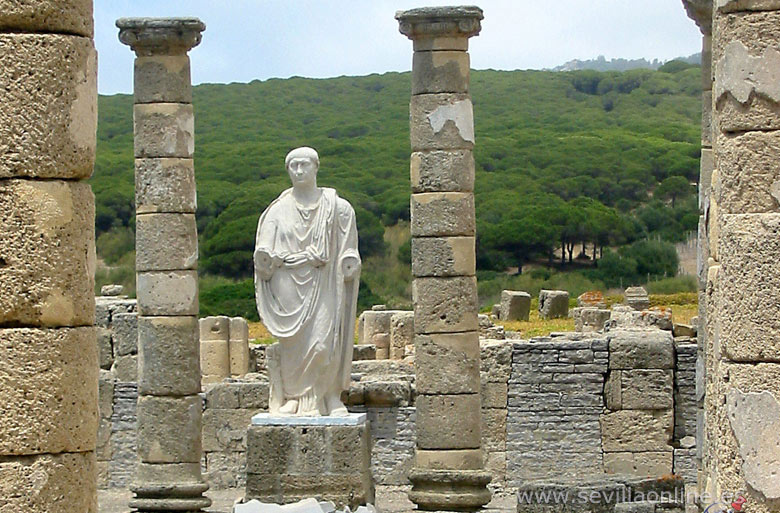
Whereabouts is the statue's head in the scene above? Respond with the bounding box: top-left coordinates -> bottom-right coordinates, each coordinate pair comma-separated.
285,146 -> 319,188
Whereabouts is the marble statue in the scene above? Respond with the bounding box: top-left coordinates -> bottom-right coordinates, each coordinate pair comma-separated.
254,147 -> 361,416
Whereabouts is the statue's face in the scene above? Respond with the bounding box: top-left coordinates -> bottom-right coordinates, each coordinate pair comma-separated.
287,157 -> 318,187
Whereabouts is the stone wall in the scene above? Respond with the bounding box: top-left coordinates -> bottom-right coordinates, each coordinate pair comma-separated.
97,319 -> 698,493
95,295 -> 139,489
507,334 -> 608,487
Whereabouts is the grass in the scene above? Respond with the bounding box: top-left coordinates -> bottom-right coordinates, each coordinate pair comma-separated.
248,293 -> 699,344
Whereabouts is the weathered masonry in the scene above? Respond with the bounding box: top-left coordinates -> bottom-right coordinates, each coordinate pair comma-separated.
0,0 -> 98,511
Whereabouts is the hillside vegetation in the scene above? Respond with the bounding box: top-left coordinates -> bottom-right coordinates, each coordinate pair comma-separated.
93,63 -> 702,317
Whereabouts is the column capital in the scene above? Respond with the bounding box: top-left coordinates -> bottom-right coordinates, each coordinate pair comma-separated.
396,6 -> 483,43
117,17 -> 205,56
682,0 -> 712,35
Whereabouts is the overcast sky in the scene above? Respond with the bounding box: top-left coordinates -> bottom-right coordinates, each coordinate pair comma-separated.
96,0 -> 703,95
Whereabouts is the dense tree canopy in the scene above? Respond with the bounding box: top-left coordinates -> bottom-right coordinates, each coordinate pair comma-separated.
93,66 -> 701,307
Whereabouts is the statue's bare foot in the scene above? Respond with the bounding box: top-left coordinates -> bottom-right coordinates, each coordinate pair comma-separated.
278,399 -> 298,415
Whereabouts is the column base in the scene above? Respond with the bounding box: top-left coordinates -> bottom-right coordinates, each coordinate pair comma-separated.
130,464 -> 211,511
129,496 -> 212,512
408,468 -> 492,511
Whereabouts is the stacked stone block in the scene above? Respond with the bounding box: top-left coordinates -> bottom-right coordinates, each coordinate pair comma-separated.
396,6 -> 491,510
601,330 -> 675,477
695,2 -> 780,509
507,335 -> 608,487
500,290 -> 531,321
202,378 -> 269,488
200,316 -> 250,384
480,340 -> 512,484
539,289 -> 570,319
358,308 -> 407,359
117,17 -> 209,512
0,1 -> 98,511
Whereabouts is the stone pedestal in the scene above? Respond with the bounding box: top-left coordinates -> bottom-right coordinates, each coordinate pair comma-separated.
246,414 -> 374,508
396,6 -> 491,511
117,17 -> 210,513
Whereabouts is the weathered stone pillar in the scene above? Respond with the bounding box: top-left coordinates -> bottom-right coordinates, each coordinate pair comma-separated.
396,7 -> 491,510
0,1 -> 98,511
681,0 -> 713,483
117,17 -> 210,512
702,0 -> 780,510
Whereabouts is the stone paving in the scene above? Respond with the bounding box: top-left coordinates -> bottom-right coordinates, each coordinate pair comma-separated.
98,486 -> 515,513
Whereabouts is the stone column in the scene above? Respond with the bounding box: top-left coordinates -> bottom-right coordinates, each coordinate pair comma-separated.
0,1 -> 98,511
396,7 -> 491,511
117,17 -> 210,512
703,1 -> 780,510
681,0 -> 713,483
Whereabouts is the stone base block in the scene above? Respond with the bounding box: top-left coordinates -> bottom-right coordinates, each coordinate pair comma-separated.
246,419 -> 374,508
500,290 -> 531,321
416,393 -> 481,449
0,180 -> 95,326
130,462 -> 210,509
0,327 -> 97,455
608,330 -> 675,370
600,409 -> 673,453
408,468 -> 491,511
136,395 -> 202,463
603,451 -> 673,477
0,451 -> 97,513
0,34 -> 96,179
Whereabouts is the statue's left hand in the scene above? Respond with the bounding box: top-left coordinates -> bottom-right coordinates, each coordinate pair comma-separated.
341,255 -> 360,281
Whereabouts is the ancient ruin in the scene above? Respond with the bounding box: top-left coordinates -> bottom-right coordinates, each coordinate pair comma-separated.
117,16 -> 210,512
0,0 -> 98,510
396,6 -> 492,511
2,1 -> 780,513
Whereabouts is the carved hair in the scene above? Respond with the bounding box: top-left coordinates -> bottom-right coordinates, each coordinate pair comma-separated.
285,146 -> 319,169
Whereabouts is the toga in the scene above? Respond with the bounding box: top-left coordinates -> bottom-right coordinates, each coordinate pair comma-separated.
254,187 -> 360,415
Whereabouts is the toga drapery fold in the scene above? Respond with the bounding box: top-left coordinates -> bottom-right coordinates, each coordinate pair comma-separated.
254,187 -> 360,415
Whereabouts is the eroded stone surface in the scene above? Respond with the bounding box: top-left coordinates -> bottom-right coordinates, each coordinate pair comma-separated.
138,316 -> 200,396
0,0 -> 93,36
719,214 -> 780,361
410,150 -> 475,192
0,327 -> 97,454
412,276 -> 479,334
135,158 -> 196,214
500,290 -> 530,321
410,94 -> 475,151
134,55 -> 192,103
136,270 -> 198,316
416,394 -> 482,449
135,213 -> 198,271
412,236 -> 475,277
727,389 -> 780,499
416,332 -> 480,394
0,180 -> 95,327
600,409 -> 674,452
412,51 -> 470,94
0,452 -> 97,512
411,192 -> 475,237
0,34 -> 96,179
133,103 -> 194,158
137,395 -> 203,463
717,130 -> 780,213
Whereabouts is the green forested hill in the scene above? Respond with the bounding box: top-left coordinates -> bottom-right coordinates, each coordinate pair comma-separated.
93,63 -> 701,315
